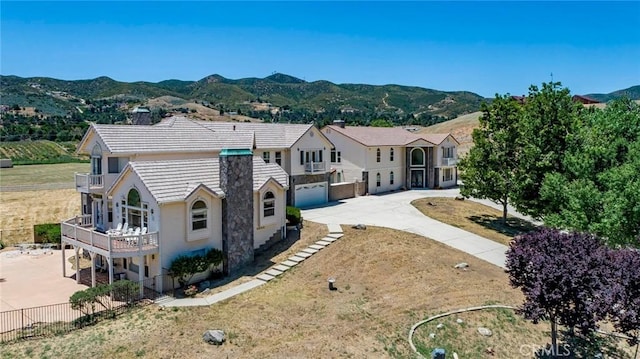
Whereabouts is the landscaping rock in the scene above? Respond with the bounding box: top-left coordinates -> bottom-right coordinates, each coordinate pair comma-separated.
352,224 -> 367,230
456,318 -> 464,324
455,195 -> 465,201
477,327 -> 493,336
203,329 -> 225,345
436,323 -> 444,329
454,262 -> 469,269
427,201 -> 435,206
429,333 -> 436,339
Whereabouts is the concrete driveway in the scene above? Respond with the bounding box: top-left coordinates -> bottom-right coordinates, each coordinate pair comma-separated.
302,189 -> 510,269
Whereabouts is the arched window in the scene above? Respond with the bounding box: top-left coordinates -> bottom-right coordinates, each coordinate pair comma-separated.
390,171 -> 395,185
191,200 -> 207,230
376,148 -> 381,162
263,191 -> 275,217
376,173 -> 381,187
410,148 -> 425,166
127,188 -> 141,207
91,144 -> 102,175
390,148 -> 394,162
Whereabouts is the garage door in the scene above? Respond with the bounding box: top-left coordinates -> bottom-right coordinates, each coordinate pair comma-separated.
294,182 -> 328,208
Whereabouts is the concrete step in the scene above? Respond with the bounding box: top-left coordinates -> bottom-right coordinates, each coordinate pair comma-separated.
326,233 -> 344,239
256,273 -> 275,281
316,240 -> 332,246
301,248 -> 319,255
327,223 -> 343,234
322,236 -> 338,242
281,260 -> 298,267
265,268 -> 284,277
273,264 -> 291,272
288,256 -> 306,263
309,244 -> 325,250
295,251 -> 313,258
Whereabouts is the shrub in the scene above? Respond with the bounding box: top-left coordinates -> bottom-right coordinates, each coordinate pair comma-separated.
34,223 -> 61,244
184,285 -> 198,297
286,206 -> 302,226
169,248 -> 224,288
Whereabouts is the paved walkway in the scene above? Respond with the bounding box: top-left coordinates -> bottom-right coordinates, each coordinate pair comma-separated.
302,189 -> 511,269
158,225 -> 344,307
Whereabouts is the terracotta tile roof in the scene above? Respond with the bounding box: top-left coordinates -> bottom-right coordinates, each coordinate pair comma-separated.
325,125 -> 456,146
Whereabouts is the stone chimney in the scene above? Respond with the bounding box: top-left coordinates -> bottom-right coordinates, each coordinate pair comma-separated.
131,107 -> 152,125
333,119 -> 346,128
219,148 -> 254,274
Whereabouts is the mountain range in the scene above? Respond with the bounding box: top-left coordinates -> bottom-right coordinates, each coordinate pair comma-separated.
1,73 -> 638,125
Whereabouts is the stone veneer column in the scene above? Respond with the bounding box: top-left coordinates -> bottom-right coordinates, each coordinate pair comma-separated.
220,149 -> 254,274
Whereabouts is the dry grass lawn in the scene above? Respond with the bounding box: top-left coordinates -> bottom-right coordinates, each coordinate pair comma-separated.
2,224 -> 532,358
0,163 -> 89,187
0,189 -> 80,246
412,197 -> 536,246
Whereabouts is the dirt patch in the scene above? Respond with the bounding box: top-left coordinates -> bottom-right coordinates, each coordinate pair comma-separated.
412,197 -> 536,246
2,224 -> 526,358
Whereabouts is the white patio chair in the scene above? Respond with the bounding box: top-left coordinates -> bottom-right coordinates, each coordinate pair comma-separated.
141,227 -> 148,235
107,222 -> 123,235
133,227 -> 141,236
121,222 -> 129,234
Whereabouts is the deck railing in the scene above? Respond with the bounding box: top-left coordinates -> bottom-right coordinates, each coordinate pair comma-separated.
304,162 -> 325,174
61,217 -> 159,255
75,173 -> 104,192
440,157 -> 458,166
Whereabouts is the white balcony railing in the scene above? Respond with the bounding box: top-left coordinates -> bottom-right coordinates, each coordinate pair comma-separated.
61,216 -> 159,256
75,173 -> 104,192
440,157 -> 458,166
304,162 -> 326,174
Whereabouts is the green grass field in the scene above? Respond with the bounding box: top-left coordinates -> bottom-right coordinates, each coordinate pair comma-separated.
0,163 -> 89,187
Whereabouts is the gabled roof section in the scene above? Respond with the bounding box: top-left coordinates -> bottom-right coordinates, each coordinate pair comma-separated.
107,156 -> 289,204
421,133 -> 459,146
197,121 -> 314,149
78,116 -> 254,155
253,157 -> 289,190
324,125 -> 437,146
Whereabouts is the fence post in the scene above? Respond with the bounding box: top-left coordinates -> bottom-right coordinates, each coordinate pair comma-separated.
20,308 -> 24,339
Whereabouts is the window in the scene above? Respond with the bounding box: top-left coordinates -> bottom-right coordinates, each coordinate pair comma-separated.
390,148 -> 394,162
275,151 -> 282,166
300,151 -> 304,165
91,144 -> 102,175
376,148 -> 381,162
127,188 -> 140,207
390,171 -> 394,185
263,151 -> 270,163
191,200 -> 207,230
337,172 -> 342,182
411,148 -> 425,166
331,149 -> 342,163
442,147 -> 454,158
444,168 -> 453,182
376,173 -> 381,187
108,158 -> 119,174
107,201 -> 113,223
263,191 -> 275,217
301,150 -> 323,164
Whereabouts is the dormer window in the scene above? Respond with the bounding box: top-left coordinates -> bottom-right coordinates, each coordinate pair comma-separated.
191,200 -> 207,230
263,191 -> 275,217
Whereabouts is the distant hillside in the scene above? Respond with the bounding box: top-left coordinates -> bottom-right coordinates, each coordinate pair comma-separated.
418,111 -> 482,157
585,85 -> 640,103
0,73 -> 487,126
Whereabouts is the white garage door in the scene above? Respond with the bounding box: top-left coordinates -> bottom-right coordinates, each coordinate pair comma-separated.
294,182 -> 328,208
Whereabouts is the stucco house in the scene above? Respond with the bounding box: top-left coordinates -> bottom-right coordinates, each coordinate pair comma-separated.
61,118 -> 307,293
321,121 -> 459,194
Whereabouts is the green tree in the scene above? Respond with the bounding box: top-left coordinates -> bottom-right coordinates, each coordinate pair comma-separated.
370,118 -> 393,127
513,82 -> 583,219
168,248 -> 223,288
459,94 -> 522,222
540,98 -> 640,247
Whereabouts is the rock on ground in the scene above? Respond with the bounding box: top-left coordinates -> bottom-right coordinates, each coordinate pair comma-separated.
203,329 -> 226,345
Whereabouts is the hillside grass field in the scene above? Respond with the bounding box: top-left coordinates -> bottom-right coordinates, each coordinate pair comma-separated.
418,111 -> 481,157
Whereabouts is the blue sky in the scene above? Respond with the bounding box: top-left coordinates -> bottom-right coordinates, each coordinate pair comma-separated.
2,1 -> 639,97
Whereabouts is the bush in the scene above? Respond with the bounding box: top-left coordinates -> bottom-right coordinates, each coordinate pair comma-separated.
34,223 -> 61,244
286,206 -> 302,226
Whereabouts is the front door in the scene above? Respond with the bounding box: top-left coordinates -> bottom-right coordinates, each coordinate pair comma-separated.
410,170 -> 425,188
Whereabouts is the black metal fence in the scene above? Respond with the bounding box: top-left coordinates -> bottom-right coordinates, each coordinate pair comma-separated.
0,290 -> 153,343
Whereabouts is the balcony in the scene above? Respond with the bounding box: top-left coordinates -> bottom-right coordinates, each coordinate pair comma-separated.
304,162 -> 326,174
440,157 -> 458,167
61,216 -> 159,258
75,173 -> 104,193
